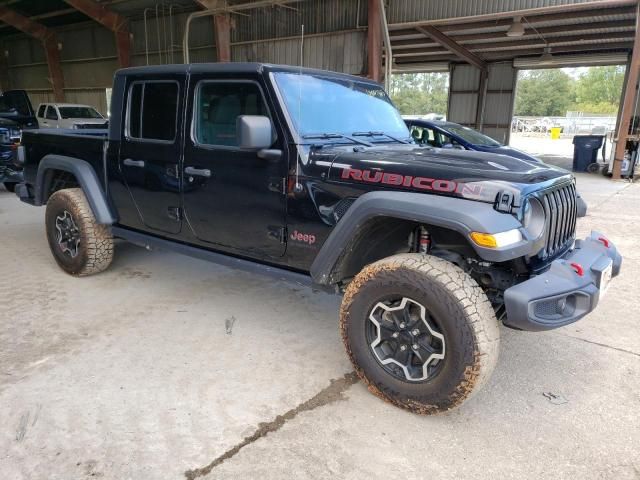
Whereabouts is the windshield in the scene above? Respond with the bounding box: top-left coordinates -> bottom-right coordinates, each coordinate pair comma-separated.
58,107 -> 103,119
0,92 -> 32,116
445,124 -> 501,147
273,72 -> 410,142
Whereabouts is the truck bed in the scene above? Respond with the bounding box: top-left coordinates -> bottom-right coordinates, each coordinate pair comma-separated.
22,128 -> 108,188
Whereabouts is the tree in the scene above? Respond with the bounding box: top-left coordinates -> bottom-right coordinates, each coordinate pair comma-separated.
514,69 -> 574,116
389,73 -> 449,115
573,65 -> 624,114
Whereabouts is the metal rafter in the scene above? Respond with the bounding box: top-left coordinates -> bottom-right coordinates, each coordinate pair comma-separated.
416,25 -> 486,70
62,0 -> 131,67
0,5 -> 64,100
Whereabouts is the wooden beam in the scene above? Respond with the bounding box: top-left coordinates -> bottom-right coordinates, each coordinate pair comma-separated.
63,0 -> 131,67
213,14 -> 231,62
0,48 -> 9,91
416,25 -> 486,70
367,0 -> 382,82
613,5 -> 640,178
0,5 -> 65,101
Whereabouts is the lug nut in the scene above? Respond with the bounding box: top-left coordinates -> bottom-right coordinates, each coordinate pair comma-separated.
411,329 -> 420,335
412,344 -> 419,350
392,332 -> 399,338
399,322 -> 406,329
400,345 -> 407,351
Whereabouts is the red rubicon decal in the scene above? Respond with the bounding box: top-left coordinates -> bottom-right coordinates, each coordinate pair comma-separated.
341,167 -> 481,195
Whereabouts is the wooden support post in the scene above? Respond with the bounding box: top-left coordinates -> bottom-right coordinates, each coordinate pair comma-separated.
214,14 -> 231,62
368,0 -> 382,82
44,38 -> 65,101
613,3 -> 640,179
0,5 -> 65,100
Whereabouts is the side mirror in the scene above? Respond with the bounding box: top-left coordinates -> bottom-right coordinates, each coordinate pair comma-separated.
237,115 -> 273,150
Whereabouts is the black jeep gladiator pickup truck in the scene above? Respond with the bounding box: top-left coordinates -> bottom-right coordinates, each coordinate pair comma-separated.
15,63 -> 621,414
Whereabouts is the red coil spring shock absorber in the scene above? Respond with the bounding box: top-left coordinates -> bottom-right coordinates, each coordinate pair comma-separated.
418,226 -> 431,254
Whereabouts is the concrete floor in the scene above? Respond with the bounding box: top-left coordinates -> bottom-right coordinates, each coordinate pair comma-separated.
1,174 -> 639,480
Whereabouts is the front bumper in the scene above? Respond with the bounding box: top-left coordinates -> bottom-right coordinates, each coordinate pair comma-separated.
503,231 -> 621,331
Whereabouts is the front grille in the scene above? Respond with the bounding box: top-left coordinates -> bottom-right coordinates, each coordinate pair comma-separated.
540,182 -> 577,258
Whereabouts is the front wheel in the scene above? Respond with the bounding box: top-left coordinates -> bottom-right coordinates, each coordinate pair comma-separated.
45,188 -> 114,276
340,254 -> 500,414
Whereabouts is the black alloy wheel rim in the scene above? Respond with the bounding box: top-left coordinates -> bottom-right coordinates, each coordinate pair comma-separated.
55,210 -> 81,258
366,296 -> 446,382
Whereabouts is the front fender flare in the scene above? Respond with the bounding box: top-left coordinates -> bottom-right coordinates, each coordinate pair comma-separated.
310,191 -> 533,285
35,154 -> 115,225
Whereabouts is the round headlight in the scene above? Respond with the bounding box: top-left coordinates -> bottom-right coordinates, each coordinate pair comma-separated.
523,197 -> 545,239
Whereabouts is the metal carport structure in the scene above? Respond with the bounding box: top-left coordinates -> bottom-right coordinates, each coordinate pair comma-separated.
0,0 -> 637,177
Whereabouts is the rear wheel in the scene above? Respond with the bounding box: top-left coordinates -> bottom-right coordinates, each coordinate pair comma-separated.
3,182 -> 16,192
340,254 -> 500,414
45,188 -> 114,276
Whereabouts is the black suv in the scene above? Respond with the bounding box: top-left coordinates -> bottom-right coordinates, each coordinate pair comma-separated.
15,63 -> 621,413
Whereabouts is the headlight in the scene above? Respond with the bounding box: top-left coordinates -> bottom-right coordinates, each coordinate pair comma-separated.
470,229 -> 523,248
523,197 -> 546,239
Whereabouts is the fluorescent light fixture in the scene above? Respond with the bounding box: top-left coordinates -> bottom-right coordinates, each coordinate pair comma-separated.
507,17 -> 525,37
514,52 -> 629,69
392,62 -> 450,73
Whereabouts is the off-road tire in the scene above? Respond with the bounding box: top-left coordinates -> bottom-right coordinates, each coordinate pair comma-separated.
45,188 -> 114,276
3,182 -> 17,192
340,253 -> 500,414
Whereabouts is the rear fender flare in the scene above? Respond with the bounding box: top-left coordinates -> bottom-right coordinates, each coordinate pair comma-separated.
35,154 -> 115,225
310,191 -> 532,285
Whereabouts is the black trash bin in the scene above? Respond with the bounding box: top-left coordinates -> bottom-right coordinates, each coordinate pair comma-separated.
572,135 -> 604,172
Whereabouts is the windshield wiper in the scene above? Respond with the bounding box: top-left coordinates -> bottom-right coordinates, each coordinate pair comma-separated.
352,131 -> 411,144
301,133 -> 372,147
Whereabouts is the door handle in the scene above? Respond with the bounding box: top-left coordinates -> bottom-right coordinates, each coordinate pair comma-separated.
123,158 -> 145,168
185,166 -> 211,178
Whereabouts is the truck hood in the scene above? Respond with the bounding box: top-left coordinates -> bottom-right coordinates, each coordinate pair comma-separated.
316,144 -> 573,205
0,117 -> 19,128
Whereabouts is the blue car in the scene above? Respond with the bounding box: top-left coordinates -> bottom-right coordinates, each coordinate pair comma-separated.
404,118 -> 542,163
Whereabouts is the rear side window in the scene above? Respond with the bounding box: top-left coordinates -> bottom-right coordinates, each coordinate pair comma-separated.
45,106 -> 58,120
193,81 -> 268,147
127,81 -> 179,142
37,104 -> 46,117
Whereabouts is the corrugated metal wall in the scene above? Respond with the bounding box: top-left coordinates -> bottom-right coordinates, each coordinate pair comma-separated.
447,63 -> 516,143
0,1 -> 369,111
483,63 -> 517,144
448,64 -> 481,127
388,0 -> 612,24
232,31 -> 366,74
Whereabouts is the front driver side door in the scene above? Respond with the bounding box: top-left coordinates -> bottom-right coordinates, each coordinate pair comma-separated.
182,77 -> 287,258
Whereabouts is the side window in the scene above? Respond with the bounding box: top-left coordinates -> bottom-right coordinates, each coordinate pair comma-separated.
411,126 -> 437,147
37,104 -> 46,117
45,106 -> 58,120
127,81 -> 179,142
194,81 -> 268,147
410,126 -> 424,143
424,128 -> 437,145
